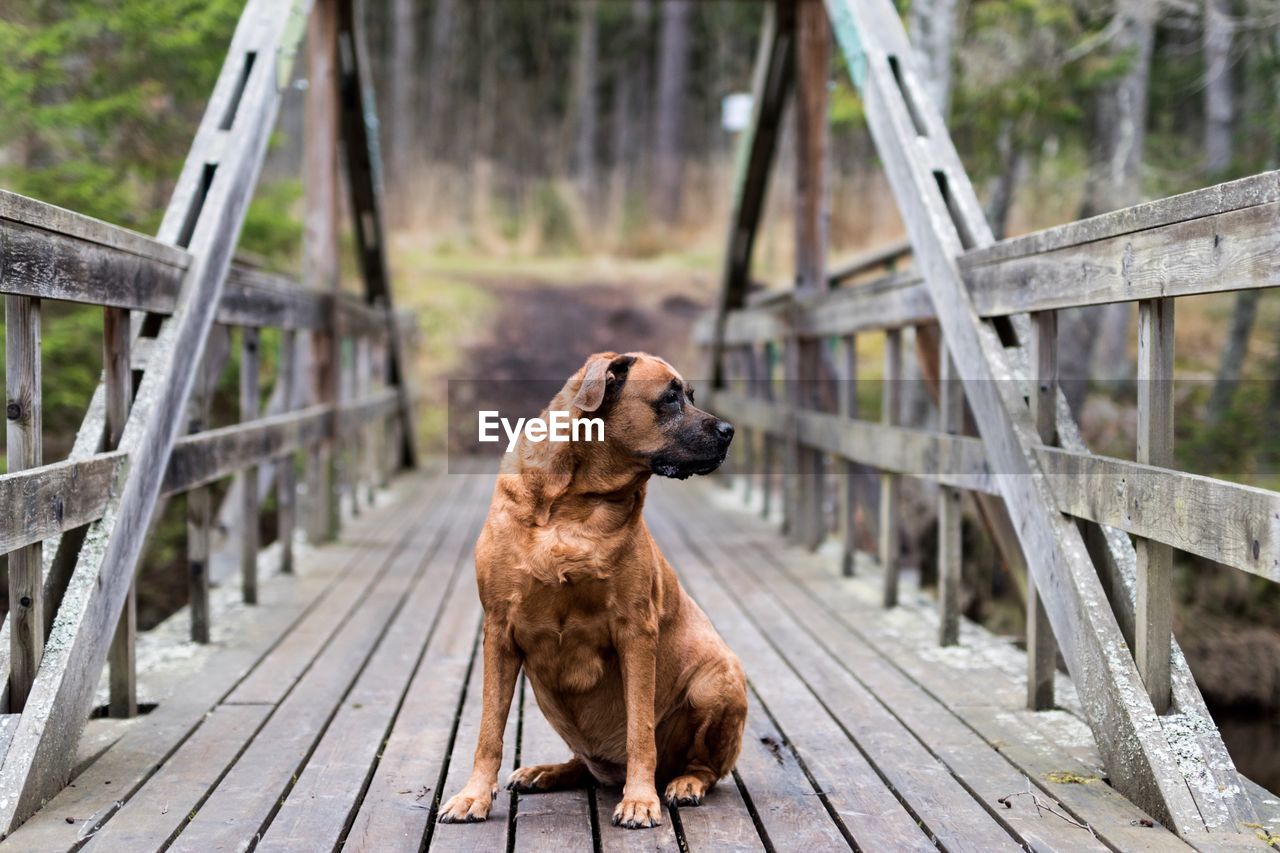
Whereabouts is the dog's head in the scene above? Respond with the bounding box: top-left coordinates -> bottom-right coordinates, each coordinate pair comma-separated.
565,351 -> 734,480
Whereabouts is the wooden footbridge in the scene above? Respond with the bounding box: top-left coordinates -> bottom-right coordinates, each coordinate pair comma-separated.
1,0 -> 1278,849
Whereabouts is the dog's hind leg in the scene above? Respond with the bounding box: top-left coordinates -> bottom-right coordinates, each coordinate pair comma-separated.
506,756 -> 591,793
663,659 -> 748,807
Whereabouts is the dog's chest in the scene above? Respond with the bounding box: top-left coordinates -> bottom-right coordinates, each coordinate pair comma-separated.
511,584 -> 617,694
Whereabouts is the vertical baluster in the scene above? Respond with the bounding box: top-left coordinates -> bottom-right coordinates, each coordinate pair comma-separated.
376,338 -> 393,489
304,0 -> 341,542
937,343 -> 963,646
240,327 -> 261,604
7,295 -> 42,711
738,345 -> 758,505
1027,310 -> 1059,708
363,336 -> 378,505
278,329 -> 297,574
187,330 -> 219,644
352,334 -> 369,514
781,338 -> 796,538
1136,297 -> 1174,713
880,328 -> 902,607
309,324 -> 339,542
104,307 -> 136,716
840,334 -> 858,577
760,341 -> 777,522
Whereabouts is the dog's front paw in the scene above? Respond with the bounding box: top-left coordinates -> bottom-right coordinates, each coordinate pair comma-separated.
611,792 -> 663,829
438,787 -> 494,823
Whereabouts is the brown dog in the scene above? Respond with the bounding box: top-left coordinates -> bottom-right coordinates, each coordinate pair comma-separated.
438,352 -> 747,829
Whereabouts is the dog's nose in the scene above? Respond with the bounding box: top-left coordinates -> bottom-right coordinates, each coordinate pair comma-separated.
714,420 -> 735,442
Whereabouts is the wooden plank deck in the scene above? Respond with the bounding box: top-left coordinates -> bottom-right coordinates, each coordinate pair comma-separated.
3,468 -> 1274,852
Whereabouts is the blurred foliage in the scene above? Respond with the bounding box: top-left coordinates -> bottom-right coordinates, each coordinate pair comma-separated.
0,0 -> 245,229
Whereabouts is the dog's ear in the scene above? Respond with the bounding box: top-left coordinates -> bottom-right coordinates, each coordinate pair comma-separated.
572,352 -> 634,413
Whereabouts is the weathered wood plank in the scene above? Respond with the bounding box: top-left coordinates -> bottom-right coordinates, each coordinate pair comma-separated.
104,307 -> 137,719
158,391 -> 395,499
710,388 -> 1280,583
77,704 -> 272,852
277,330 -> 298,574
1135,298 -> 1175,714
1038,449 -> 1280,582
731,693 -> 848,851
879,328 -> 902,607
0,477 -> 433,852
426,642 -> 519,853
224,473 -> 458,707
936,345 -> 962,646
6,294 -> 43,713
961,170 -> 1280,265
963,199 -> 1280,316
254,481 -> 486,852
240,327 -> 262,605
672,777 -> 762,852
0,455 -> 122,559
166,495 -> 453,852
1027,311 -> 1058,711
827,238 -> 912,285
0,194 -> 385,338
511,680 -> 595,853
839,335 -> 858,577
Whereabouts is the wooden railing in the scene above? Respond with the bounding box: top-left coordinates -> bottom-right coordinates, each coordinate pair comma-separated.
703,0 -> 1279,841
0,0 -> 417,833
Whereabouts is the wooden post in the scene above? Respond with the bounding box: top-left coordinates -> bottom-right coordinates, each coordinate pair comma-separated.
239,327 -> 261,604
840,334 -> 858,576
187,333 -> 219,645
305,0 -> 341,543
1136,297 -> 1174,713
738,346 -> 758,504
760,342 -> 778,521
880,328 -> 902,607
1027,310 -> 1059,709
6,295 -> 42,712
791,0 -> 830,552
707,0 -> 795,387
336,0 -> 419,468
937,344 -> 962,645
278,329 -> 297,574
104,307 -> 136,717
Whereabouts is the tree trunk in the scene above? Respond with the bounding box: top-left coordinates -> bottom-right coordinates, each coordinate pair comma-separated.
1207,289 -> 1260,425
1204,0 -> 1234,175
575,0 -> 600,212
1070,0 -> 1157,389
984,121 -> 1023,240
907,0 -> 960,115
654,0 -> 692,225
386,0 -> 417,225
610,0 -> 652,230
1080,0 -> 1155,218
424,0 -> 458,163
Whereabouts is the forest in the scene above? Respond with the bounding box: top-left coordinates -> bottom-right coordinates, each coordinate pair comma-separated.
1,0 -> 1278,788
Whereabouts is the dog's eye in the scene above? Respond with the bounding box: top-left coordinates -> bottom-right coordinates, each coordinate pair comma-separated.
664,388 -> 680,405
